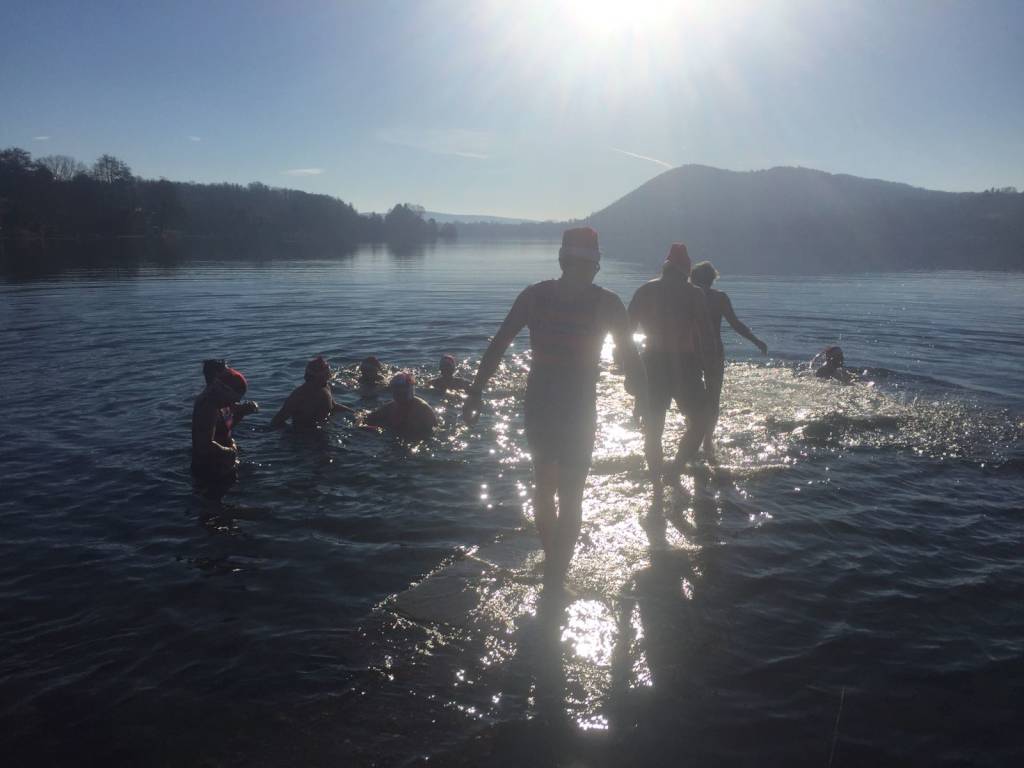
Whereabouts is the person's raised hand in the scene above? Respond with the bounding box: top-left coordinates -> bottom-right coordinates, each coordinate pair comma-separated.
756,340 -> 768,356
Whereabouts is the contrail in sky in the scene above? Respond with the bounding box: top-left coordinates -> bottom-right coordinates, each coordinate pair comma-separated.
610,147 -> 674,169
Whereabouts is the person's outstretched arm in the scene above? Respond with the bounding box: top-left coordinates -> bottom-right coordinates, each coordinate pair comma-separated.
270,391 -> 297,429
722,293 -> 767,354
463,287 -> 532,424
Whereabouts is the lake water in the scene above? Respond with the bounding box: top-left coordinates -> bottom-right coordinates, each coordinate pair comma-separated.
1,242 -> 1022,767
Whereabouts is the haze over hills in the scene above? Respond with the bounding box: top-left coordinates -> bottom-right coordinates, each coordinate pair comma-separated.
585,165 -> 1024,273
424,211 -> 537,225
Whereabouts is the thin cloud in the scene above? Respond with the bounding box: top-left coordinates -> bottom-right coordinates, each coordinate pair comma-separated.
610,147 -> 674,169
377,128 -> 492,160
188,135 -> 202,142
33,135 -> 50,141
282,168 -> 324,176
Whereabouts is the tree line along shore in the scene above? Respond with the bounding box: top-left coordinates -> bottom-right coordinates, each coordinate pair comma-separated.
0,147 -> 456,252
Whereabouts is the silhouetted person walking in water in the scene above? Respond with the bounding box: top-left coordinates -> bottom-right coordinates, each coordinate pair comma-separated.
689,261 -> 768,462
464,227 -> 646,589
628,244 -> 715,500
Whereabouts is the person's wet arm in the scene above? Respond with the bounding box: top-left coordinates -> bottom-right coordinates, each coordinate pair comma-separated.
469,288 -> 531,393
193,404 -> 234,458
363,404 -> 388,427
270,391 -> 296,429
464,288 -> 530,423
722,293 -> 767,354
607,295 -> 647,397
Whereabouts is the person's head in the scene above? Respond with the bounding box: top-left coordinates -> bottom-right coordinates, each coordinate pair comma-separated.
690,260 -> 719,289
212,367 -> 247,405
305,355 -> 331,386
439,354 -> 456,376
823,346 -> 844,367
203,359 -> 227,385
558,227 -> 601,285
662,242 -> 691,279
359,356 -> 384,381
390,372 -> 416,402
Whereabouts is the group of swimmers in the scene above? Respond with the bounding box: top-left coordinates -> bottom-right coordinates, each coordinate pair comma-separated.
190,354 -> 466,480
191,226 -> 851,589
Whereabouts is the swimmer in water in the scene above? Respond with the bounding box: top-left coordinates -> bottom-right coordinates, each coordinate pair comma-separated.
815,345 -> 853,383
364,372 -> 438,440
192,366 -> 249,478
429,354 -> 472,393
202,359 -> 259,439
357,356 -> 387,396
271,355 -> 354,429
628,243 -> 715,499
689,261 -> 768,463
463,227 -> 646,589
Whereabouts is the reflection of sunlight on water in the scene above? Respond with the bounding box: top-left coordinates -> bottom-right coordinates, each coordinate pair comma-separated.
372,351 -> 1024,755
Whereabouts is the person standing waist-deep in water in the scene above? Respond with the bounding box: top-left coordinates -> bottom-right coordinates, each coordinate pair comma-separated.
201,359 -> 258,446
627,243 -> 715,501
463,227 -> 647,588
689,261 -> 768,463
192,366 -> 250,479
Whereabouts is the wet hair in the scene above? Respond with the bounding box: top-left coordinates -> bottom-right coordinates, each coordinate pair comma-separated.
203,359 -> 228,385
440,354 -> 456,373
690,261 -> 719,288
390,372 -> 416,402
823,346 -> 844,366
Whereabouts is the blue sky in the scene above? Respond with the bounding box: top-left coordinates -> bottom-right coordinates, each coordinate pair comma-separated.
2,0 -> 1022,219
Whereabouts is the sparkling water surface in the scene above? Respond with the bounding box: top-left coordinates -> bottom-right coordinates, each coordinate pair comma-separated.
1,243 -> 1022,767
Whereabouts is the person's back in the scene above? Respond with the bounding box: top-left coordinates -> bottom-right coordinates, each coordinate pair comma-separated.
272,356 -> 350,429
628,243 -> 714,495
365,372 -> 437,440
462,227 -> 646,588
688,261 -> 767,462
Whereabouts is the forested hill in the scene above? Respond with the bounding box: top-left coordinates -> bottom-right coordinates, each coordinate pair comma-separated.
0,148 -> 453,249
586,165 -> 1024,273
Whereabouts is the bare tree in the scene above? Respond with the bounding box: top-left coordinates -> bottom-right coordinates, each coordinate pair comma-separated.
91,154 -> 133,184
38,154 -> 87,182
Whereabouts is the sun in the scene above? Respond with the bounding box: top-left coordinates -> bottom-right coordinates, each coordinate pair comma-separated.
560,0 -> 683,41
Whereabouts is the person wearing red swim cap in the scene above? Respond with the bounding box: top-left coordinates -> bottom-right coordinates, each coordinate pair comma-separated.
201,358 -> 259,447
271,356 -> 354,429
364,372 -> 438,439
628,243 -> 717,501
192,366 -> 250,479
462,227 -> 647,590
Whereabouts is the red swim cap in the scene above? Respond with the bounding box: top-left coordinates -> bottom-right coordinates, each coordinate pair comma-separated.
665,243 -> 691,273
218,367 -> 247,398
559,227 -> 601,263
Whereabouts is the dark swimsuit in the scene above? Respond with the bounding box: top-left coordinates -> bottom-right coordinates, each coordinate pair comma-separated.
524,280 -> 607,468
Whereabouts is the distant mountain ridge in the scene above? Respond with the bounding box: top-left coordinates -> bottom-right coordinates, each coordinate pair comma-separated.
424,211 -> 537,225
585,165 -> 1024,273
